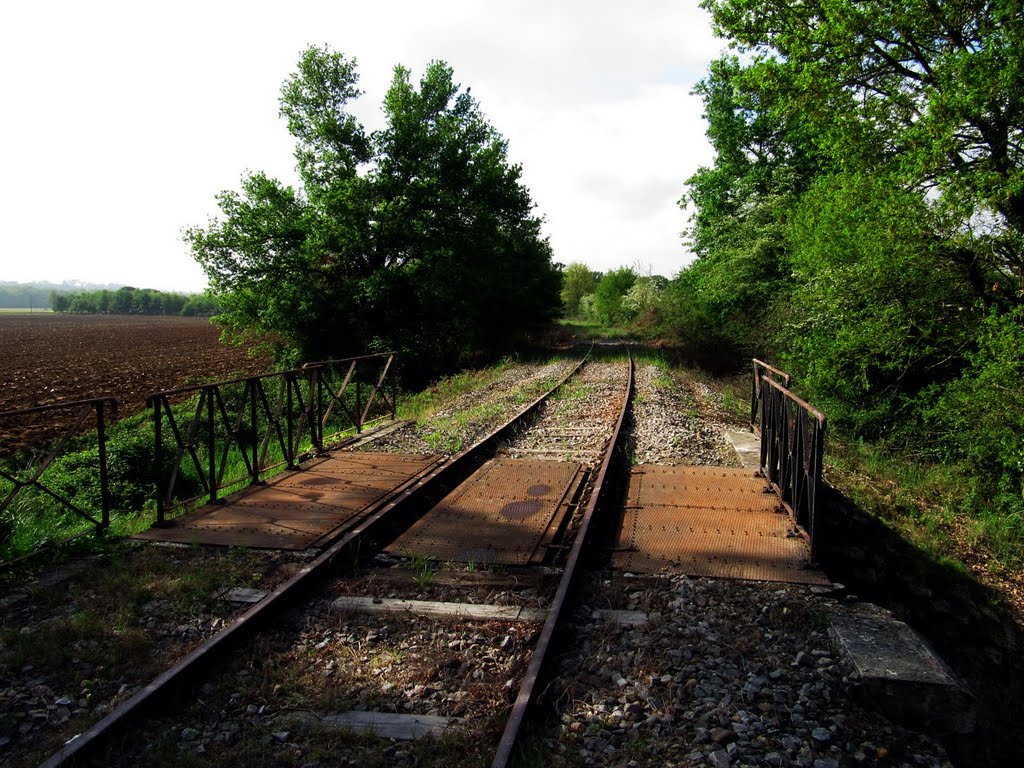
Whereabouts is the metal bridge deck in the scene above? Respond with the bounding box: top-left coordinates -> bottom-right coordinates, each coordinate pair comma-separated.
614,465 -> 829,585
386,458 -> 584,566
134,452 -> 441,550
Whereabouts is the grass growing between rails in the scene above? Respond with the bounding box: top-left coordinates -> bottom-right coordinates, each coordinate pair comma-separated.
395,357 -> 518,422
402,354 -> 570,455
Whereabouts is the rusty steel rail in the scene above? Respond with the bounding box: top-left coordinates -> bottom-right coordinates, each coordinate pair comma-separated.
39,350 -> 592,768
0,397 -> 117,548
757,374 -> 827,559
148,353 -> 397,524
492,348 -> 634,768
750,358 -> 791,431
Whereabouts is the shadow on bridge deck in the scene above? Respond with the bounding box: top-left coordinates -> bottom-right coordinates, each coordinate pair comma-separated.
614,465 -> 830,586
134,452 -> 442,550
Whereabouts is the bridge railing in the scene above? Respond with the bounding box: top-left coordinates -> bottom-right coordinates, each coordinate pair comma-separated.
750,358 -> 791,431
148,353 -> 397,524
754,365 -> 826,559
0,397 -> 117,549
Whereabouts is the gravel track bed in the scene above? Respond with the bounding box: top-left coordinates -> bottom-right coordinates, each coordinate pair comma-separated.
631,364 -> 741,467
0,544 -> 317,767
541,363 -> 953,768
544,576 -> 951,768
499,361 -> 628,468
104,596 -> 541,767
365,359 -> 578,455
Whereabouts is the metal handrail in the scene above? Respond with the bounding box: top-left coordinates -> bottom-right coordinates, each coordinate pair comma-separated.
0,397 -> 117,542
757,374 -> 826,558
750,358 -> 791,431
147,353 -> 397,524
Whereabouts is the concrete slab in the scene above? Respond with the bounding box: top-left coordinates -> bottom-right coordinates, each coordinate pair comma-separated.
724,429 -> 761,469
591,609 -> 658,626
332,596 -> 546,623
222,587 -> 267,604
280,710 -> 456,740
829,602 -> 974,734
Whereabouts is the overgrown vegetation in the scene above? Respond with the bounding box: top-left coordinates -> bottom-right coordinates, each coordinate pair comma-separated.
653,0 -> 1024,568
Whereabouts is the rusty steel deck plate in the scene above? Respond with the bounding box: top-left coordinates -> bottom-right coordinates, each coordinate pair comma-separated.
135,452 -> 440,550
386,458 -> 582,565
615,465 -> 829,585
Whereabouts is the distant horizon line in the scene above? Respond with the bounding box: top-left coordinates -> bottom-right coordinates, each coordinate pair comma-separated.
0,279 -> 210,295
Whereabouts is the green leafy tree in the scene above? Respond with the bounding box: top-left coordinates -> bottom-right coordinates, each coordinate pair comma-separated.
186,47 -> 558,381
592,267 -> 637,325
932,307 -> 1024,537
702,0 -> 1024,295
667,55 -> 820,362
560,261 -> 598,317
622,275 -> 666,322
779,171 -> 982,435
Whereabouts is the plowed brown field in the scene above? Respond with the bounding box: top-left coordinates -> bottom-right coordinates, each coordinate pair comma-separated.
0,315 -> 268,453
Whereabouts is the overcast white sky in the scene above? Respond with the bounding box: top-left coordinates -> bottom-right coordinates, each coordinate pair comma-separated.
0,1 -> 723,293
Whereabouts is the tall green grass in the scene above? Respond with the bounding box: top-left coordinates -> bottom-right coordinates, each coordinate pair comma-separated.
826,436 -> 1024,571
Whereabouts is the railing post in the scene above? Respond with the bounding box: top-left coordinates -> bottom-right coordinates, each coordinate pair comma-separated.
206,389 -> 217,504
96,400 -> 110,531
751,360 -> 759,428
249,378 -> 259,483
313,367 -> 323,452
356,379 -> 362,434
391,358 -> 398,420
153,397 -> 166,527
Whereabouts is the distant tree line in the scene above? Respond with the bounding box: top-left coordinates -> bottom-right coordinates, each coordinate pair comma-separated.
50,287 -> 218,316
0,284 -> 52,309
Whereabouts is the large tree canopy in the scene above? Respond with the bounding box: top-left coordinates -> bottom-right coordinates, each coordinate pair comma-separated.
186,47 -> 559,382
671,1 -> 1022,525
702,0 -> 1024,286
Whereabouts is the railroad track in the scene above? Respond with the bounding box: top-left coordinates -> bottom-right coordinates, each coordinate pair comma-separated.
39,348 -> 634,767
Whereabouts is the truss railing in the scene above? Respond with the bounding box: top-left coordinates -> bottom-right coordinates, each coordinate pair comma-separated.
755,370 -> 826,559
147,353 -> 397,524
0,397 -> 117,547
750,358 -> 791,431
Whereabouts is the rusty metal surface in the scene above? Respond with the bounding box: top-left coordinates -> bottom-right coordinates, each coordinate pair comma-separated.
492,349 -> 633,768
758,374 -> 827,559
615,465 -> 829,585
148,353 -> 398,524
135,452 -> 439,550
386,458 -> 582,565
